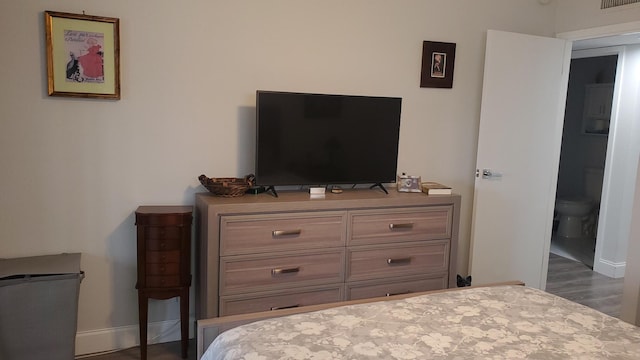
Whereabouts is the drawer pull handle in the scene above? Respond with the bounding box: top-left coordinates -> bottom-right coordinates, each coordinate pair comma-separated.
272,267 -> 300,275
389,223 -> 413,230
272,229 -> 302,237
270,304 -> 300,311
386,290 -> 411,297
387,257 -> 412,265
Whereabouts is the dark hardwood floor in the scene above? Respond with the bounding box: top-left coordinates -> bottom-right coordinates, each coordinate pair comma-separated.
82,252 -> 624,360
78,339 -> 196,360
546,252 -> 624,318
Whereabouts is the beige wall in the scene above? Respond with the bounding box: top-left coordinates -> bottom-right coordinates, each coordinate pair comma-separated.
10,0 -> 634,354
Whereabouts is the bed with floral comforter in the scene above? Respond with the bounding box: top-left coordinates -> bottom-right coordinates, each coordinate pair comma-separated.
201,285 -> 640,359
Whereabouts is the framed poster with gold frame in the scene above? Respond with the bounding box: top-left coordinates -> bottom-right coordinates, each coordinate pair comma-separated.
45,11 -> 120,99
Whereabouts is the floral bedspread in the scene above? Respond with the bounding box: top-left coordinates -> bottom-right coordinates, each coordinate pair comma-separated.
202,285 -> 640,359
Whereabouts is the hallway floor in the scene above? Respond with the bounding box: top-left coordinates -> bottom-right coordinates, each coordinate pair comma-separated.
550,233 -> 596,269
546,253 -> 624,318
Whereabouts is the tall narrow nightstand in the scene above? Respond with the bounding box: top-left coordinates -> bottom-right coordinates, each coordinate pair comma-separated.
135,206 -> 192,360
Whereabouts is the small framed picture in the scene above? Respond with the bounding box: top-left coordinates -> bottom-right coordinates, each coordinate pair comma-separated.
45,11 -> 121,99
420,41 -> 456,89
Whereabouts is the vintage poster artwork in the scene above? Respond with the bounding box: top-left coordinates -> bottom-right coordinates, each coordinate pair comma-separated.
45,11 -> 120,99
64,30 -> 105,83
430,52 -> 446,78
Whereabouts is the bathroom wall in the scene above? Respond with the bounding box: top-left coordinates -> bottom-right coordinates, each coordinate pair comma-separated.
556,55 -> 617,198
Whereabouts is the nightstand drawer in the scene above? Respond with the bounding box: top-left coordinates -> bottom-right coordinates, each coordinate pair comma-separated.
146,262 -> 179,275
346,275 -> 447,300
146,250 -> 180,263
146,238 -> 181,251
146,226 -> 181,241
220,249 -> 345,295
220,212 -> 347,256
349,207 -> 452,246
146,275 -> 180,288
219,285 -> 343,316
347,240 -> 449,282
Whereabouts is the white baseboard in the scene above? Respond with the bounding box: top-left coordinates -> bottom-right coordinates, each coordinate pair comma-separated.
75,317 -> 194,356
594,258 -> 626,278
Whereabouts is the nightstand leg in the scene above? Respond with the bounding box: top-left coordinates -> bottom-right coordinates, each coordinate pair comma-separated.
180,289 -> 189,358
138,292 -> 148,360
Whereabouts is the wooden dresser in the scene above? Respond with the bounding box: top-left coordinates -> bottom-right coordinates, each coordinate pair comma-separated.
195,190 -> 460,319
135,206 -> 192,360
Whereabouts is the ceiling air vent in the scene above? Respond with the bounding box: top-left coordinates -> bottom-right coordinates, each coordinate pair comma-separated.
601,0 -> 640,8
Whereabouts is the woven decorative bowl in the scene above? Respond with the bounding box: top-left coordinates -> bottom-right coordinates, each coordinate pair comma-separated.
198,174 -> 254,197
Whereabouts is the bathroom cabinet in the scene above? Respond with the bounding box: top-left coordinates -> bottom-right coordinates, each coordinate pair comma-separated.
582,83 -> 613,136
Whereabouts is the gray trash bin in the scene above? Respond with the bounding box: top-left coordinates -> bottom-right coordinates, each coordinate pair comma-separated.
0,253 -> 83,360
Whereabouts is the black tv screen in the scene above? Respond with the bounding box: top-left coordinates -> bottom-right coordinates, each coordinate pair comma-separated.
255,91 -> 402,187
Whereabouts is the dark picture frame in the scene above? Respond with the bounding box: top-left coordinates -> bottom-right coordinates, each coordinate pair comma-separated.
45,11 -> 121,99
420,41 -> 456,89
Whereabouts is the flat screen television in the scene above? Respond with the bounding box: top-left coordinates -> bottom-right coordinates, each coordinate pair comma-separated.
255,90 -> 402,193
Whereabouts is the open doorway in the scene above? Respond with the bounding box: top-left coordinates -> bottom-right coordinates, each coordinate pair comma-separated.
555,34 -> 640,281
545,53 -> 626,318
551,55 -> 617,269
546,28 -> 640,318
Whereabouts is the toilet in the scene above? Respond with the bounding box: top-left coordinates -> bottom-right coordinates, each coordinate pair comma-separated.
555,167 -> 604,238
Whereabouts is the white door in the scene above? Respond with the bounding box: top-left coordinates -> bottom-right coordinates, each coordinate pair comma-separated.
469,30 -> 572,289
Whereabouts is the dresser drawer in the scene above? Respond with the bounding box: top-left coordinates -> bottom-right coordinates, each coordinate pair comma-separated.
146,250 -> 180,263
146,261 -> 179,275
145,226 -> 181,241
347,240 -> 449,282
220,212 -> 347,256
349,207 -> 452,246
146,238 -> 181,251
346,275 -> 447,300
146,275 -> 180,288
220,249 -> 345,295
219,285 -> 344,316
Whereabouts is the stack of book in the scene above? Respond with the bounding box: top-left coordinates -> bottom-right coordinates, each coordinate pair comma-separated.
421,181 -> 452,195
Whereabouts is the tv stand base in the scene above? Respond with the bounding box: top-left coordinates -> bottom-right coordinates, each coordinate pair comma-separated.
370,183 -> 388,194
265,186 -> 278,197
